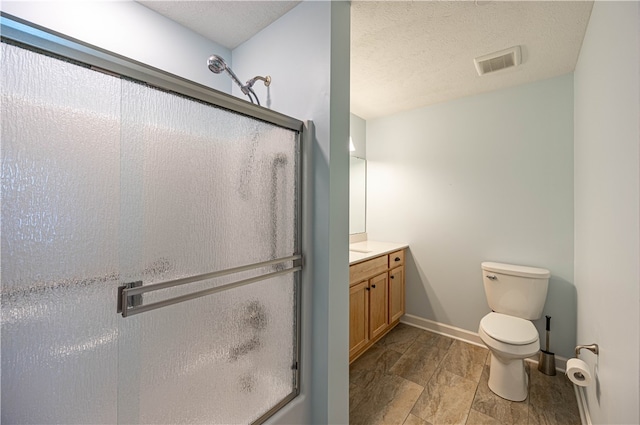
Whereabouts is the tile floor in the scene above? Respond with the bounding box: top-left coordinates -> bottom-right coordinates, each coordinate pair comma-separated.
349,323 -> 581,425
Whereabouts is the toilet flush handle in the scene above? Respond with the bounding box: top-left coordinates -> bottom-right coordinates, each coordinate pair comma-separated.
486,275 -> 497,280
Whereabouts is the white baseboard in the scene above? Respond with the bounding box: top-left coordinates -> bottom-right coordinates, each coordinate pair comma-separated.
574,385 -> 592,425
400,314 -> 568,371
400,314 -> 485,347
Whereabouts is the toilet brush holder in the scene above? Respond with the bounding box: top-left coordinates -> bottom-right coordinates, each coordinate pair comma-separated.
538,350 -> 556,376
538,315 -> 557,376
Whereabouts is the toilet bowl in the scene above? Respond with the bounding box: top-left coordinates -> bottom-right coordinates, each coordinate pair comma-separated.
479,262 -> 550,401
479,312 -> 540,401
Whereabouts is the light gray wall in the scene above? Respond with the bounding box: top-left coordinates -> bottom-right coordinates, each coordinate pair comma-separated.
366,74 -> 576,358
574,2 -> 640,423
232,2 -> 350,424
0,2 -> 350,423
0,1 -> 231,93
350,113 -> 367,158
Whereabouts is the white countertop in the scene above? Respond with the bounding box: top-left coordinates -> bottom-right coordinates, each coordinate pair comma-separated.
349,240 -> 409,265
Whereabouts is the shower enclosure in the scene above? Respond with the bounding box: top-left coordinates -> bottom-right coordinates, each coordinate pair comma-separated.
1,17 -> 303,425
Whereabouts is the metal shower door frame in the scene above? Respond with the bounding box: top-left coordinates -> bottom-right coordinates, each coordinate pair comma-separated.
0,14 -> 302,132
1,13 -> 305,425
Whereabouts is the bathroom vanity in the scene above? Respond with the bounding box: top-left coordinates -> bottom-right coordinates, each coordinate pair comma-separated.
349,241 -> 408,363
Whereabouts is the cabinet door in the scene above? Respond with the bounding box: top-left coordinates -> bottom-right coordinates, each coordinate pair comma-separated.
349,281 -> 370,358
389,266 -> 405,323
369,273 -> 389,340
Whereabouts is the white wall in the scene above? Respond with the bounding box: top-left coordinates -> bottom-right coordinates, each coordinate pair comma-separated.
0,1 -> 231,93
574,1 -> 640,423
367,74 -> 576,358
350,113 -> 367,235
350,157 -> 367,234
350,112 -> 367,159
0,1 -> 350,424
232,2 -> 350,424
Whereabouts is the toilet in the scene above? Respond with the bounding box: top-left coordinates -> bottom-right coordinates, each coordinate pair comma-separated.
478,261 -> 550,401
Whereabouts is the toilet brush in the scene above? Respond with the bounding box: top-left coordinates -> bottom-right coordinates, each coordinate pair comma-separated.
538,315 -> 556,376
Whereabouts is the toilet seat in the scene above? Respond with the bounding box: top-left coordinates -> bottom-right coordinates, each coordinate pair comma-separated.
478,314 -> 540,359
480,312 -> 538,345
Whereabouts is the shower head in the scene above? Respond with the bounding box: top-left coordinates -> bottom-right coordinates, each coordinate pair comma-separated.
207,55 -> 227,74
207,53 -> 270,106
207,54 -> 244,92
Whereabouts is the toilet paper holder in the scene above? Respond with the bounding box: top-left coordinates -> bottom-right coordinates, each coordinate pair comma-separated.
575,343 -> 599,358
572,344 -> 599,381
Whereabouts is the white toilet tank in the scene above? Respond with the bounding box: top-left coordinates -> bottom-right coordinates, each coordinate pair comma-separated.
481,262 -> 550,320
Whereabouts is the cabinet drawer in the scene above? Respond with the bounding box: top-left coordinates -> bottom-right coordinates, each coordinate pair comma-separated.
350,255 -> 388,284
389,250 -> 405,268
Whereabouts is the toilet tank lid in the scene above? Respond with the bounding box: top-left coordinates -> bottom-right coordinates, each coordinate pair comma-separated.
481,262 -> 550,278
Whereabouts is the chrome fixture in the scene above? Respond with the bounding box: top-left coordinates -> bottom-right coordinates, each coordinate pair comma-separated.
207,54 -> 271,106
575,343 -> 599,358
117,255 -> 301,317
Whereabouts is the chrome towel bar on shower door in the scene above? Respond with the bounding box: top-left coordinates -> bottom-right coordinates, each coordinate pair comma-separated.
117,254 -> 303,317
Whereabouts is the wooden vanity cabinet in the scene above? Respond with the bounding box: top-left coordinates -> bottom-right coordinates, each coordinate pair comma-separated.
349,249 -> 406,363
349,281 -> 370,356
388,250 -> 405,324
389,266 -> 404,323
368,272 -> 389,340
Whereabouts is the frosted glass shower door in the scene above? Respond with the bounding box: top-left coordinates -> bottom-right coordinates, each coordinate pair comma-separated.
1,37 -> 301,425
116,81 -> 301,424
1,42 -> 122,423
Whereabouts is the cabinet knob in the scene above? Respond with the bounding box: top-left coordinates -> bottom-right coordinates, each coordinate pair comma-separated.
395,257 -> 401,262
390,275 -> 395,279
365,287 -> 370,291
371,284 -> 376,288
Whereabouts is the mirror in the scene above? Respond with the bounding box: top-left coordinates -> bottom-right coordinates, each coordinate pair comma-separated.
349,156 -> 366,234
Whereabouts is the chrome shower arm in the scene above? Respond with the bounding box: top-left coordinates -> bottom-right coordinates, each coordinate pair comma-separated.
241,76 -> 270,106
207,54 -> 269,106
245,75 -> 271,88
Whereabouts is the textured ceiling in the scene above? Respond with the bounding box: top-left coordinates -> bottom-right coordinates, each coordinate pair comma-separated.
351,1 -> 593,119
137,1 -> 594,120
137,1 -> 300,50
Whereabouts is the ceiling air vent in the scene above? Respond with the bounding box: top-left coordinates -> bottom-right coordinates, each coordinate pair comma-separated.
474,46 -> 522,76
